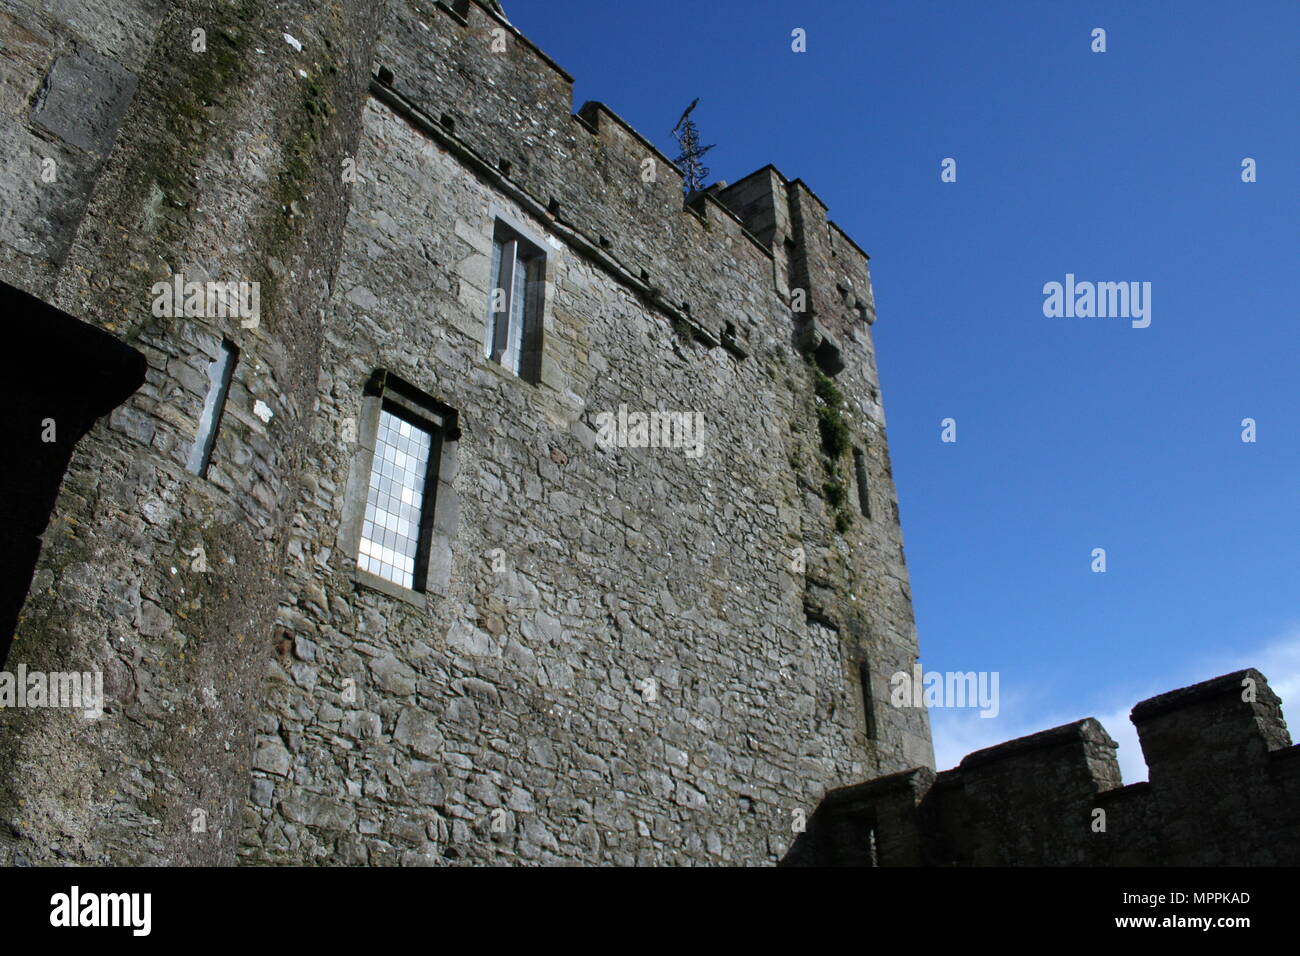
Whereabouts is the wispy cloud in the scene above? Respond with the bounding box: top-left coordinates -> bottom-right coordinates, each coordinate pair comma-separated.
928,624 -> 1300,785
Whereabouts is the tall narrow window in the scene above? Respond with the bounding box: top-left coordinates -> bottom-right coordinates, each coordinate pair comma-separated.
853,446 -> 872,519
357,408 -> 437,590
341,369 -> 459,602
186,339 -> 237,477
486,221 -> 545,382
859,661 -> 877,740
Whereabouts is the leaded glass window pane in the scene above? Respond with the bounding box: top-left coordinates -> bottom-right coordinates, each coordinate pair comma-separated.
356,409 -> 432,589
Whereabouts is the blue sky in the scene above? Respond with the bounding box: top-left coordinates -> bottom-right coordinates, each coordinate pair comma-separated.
504,0 -> 1299,781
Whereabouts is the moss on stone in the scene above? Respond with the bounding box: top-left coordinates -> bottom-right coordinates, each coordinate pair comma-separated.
808,361 -> 854,533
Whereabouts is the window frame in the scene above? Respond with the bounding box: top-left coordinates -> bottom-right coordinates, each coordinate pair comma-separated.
186,338 -> 238,478
340,370 -> 460,607
485,219 -> 546,384
357,404 -> 440,592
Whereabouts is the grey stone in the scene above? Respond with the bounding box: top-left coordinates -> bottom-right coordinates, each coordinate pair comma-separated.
393,706 -> 444,758
31,48 -> 137,155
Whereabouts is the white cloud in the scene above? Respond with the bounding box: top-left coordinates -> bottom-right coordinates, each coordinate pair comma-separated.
928,682 -> 1043,772
927,624 -> 1300,786
1205,624 -> 1300,712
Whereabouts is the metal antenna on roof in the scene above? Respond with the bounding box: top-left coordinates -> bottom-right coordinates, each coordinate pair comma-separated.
672,98 -> 716,195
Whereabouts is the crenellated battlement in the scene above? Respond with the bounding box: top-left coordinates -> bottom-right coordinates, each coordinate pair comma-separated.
2,0 -> 1286,869
0,0 -> 928,867
373,0 -> 877,373
786,668 -> 1300,866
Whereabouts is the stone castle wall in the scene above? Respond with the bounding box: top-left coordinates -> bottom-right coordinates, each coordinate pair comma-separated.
0,0 -> 929,865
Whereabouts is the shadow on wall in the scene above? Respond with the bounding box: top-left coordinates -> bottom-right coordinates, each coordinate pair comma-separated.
0,281 -> 146,665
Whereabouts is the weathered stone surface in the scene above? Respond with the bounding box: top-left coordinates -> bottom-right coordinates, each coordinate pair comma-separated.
393,707 -> 444,758
0,0 -> 934,867
0,0 -> 383,866
31,48 -> 137,154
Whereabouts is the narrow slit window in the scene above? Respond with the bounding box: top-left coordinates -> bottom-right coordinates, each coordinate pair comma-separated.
853,446 -> 871,519
186,339 -> 238,477
486,221 -> 545,382
859,661 -> 877,740
357,408 -> 437,590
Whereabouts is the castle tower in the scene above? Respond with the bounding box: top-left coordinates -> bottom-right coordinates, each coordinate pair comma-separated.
0,0 -> 930,865
0,0 -> 382,865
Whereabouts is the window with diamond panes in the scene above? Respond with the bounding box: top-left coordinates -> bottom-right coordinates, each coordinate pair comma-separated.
357,409 -> 433,589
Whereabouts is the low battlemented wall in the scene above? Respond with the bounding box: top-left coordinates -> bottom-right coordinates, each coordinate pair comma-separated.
786,668 -> 1300,866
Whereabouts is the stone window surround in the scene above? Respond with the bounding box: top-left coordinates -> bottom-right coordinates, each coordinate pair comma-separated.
339,369 -> 460,609
186,337 -> 239,478
482,202 -> 558,388
486,219 -> 545,381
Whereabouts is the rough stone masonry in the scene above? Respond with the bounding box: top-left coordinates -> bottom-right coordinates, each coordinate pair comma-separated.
2,0 -> 1289,868
0,0 -> 930,865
